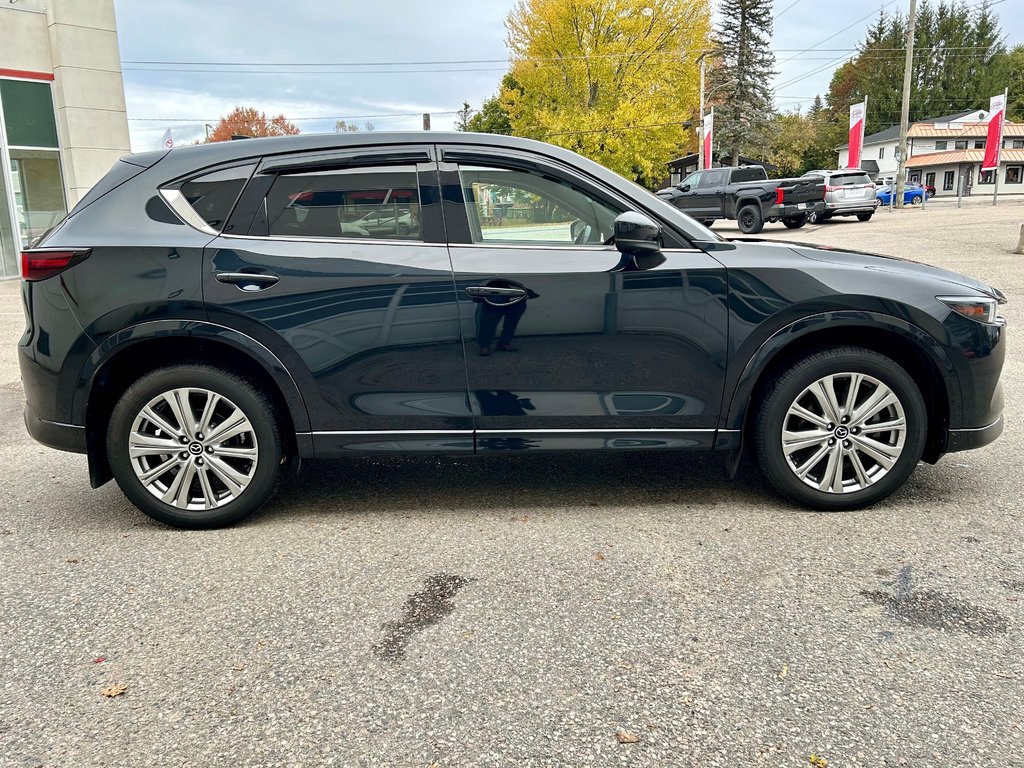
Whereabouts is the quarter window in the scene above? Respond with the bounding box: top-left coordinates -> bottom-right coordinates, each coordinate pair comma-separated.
458,165 -> 622,246
179,165 -> 255,230
265,166 -> 422,240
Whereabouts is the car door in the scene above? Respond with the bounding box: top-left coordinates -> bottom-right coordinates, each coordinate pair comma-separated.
667,171 -> 703,214
693,168 -> 728,219
436,145 -> 729,451
200,145 -> 473,456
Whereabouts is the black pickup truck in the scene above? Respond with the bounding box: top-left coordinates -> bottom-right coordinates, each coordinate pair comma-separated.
656,165 -> 826,234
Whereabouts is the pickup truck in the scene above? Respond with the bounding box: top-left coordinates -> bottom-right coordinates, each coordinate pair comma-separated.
656,165 -> 826,234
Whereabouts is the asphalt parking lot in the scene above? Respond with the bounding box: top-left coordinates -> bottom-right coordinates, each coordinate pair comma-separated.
1,200 -> 1022,767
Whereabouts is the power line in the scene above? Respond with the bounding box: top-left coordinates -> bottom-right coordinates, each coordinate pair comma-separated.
774,0 -> 804,19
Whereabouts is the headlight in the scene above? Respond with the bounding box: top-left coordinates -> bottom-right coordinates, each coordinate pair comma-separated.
937,296 -> 999,324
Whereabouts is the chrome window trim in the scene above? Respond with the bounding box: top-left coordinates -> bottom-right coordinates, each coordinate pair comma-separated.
447,243 -> 704,254
217,232 -> 442,247
158,188 -> 219,236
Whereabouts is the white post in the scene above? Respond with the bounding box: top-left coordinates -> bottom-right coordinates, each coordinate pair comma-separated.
896,0 -> 918,209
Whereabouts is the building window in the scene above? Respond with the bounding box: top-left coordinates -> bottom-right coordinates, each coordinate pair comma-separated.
1014,140 -> 1024,149
1006,166 -> 1022,184
954,140 -> 968,150
935,141 -> 947,150
974,140 -> 985,149
979,169 -> 995,184
943,171 -> 955,190
0,78 -> 67,275
878,146 -> 885,159
925,172 -> 936,188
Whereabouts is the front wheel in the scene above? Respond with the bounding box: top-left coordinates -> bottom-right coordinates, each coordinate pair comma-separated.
783,214 -> 807,229
107,365 -> 283,528
737,205 -> 764,234
910,195 -> 923,205
754,347 -> 927,510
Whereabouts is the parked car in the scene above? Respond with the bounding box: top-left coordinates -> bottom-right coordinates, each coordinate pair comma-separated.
352,208 -> 415,237
801,170 -> 878,224
19,133 -> 1006,528
656,165 -> 825,234
876,183 -> 928,206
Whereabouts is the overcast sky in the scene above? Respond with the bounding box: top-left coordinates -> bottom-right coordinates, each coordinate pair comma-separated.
114,0 -> 1024,151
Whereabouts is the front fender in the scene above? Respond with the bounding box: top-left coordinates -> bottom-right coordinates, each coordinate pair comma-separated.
722,310 -> 960,431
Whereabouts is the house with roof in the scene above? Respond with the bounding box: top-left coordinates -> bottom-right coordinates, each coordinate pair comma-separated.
838,110 -> 1024,198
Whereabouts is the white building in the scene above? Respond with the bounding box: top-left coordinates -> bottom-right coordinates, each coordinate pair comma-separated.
0,0 -> 131,278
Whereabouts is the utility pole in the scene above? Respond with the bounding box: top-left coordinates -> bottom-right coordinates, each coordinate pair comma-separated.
697,53 -> 706,170
422,113 -> 431,131
895,0 -> 918,209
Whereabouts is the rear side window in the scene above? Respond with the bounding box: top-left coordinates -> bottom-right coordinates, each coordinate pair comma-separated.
731,167 -> 767,182
179,164 -> 255,230
265,165 -> 422,240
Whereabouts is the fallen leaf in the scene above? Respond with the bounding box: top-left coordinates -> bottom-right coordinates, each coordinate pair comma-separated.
778,664 -> 788,680
616,730 -> 640,744
809,755 -> 828,768
595,552 -> 605,561
101,682 -> 128,698
92,656 -> 106,664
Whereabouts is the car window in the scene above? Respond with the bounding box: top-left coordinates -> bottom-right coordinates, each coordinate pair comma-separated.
680,172 -> 702,188
265,165 -> 422,240
730,167 -> 768,182
699,169 -> 727,188
829,172 -> 871,186
179,164 -> 255,230
458,165 -> 623,246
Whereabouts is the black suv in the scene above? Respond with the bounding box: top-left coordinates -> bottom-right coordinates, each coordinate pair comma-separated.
19,133 -> 1006,528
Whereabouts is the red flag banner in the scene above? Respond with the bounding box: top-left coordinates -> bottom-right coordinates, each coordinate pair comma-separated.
983,93 -> 1006,171
702,110 -> 714,169
847,101 -> 866,169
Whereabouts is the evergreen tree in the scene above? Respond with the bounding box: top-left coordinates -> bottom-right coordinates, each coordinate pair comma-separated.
712,0 -> 777,165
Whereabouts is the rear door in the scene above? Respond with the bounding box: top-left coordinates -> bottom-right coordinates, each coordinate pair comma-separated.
199,145 -> 473,456
437,144 -> 729,451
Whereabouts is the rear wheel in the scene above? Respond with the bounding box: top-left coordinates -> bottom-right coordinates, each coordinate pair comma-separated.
910,195 -> 923,205
737,205 -> 764,234
856,212 -> 873,222
699,219 -> 715,227
107,365 -> 283,528
783,214 -> 807,229
754,347 -> 926,510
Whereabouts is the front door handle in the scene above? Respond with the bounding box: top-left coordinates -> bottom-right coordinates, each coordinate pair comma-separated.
215,272 -> 279,291
465,286 -> 527,298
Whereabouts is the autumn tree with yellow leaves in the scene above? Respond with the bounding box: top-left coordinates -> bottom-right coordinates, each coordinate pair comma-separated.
501,0 -> 710,186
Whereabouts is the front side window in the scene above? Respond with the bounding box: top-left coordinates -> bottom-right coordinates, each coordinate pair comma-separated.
179,165 -> 255,230
459,165 -> 622,246
265,165 -> 421,240
680,171 -> 702,189
943,170 -> 955,190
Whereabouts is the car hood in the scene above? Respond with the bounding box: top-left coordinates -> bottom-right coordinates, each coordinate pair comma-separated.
784,243 -> 1003,298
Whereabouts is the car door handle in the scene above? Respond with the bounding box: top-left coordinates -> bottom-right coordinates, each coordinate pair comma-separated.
215,272 -> 279,291
465,286 -> 527,298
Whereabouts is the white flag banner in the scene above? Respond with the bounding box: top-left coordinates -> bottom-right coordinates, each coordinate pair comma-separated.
161,129 -> 174,150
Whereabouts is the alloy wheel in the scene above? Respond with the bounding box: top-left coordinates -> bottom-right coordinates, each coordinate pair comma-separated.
128,387 -> 259,510
780,372 -> 907,494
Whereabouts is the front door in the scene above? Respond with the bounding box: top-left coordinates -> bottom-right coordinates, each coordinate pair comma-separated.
200,146 -> 473,455
692,167 -> 728,219
437,146 -> 729,451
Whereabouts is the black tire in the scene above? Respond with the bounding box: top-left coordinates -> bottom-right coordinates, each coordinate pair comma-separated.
737,204 -> 764,234
856,212 -> 873,222
910,195 -> 923,205
107,364 -> 283,528
782,214 -> 807,229
699,219 -> 715,227
753,346 -> 927,511
808,211 -> 831,224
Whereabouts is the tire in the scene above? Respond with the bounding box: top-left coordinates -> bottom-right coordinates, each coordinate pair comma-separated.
782,214 -> 807,229
737,204 -> 764,234
753,346 -> 927,511
107,364 -> 283,528
910,195 -> 923,205
699,219 -> 715,227
856,212 -> 873,222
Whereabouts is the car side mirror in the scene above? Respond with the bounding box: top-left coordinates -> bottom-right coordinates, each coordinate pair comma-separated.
614,212 -> 665,270
677,183 -> 691,192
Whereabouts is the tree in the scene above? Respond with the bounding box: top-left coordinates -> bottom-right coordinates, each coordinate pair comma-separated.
712,0 -> 776,165
205,107 -> 299,142
502,0 -> 710,186
461,73 -> 519,135
455,102 -> 474,131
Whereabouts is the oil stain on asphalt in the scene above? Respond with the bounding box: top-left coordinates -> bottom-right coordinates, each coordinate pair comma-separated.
373,572 -> 476,661
861,565 -> 1008,636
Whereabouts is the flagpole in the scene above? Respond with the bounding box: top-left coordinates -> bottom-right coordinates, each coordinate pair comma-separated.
994,87 -> 1007,207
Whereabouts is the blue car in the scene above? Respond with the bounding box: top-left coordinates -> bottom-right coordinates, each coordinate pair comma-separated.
876,184 -> 928,206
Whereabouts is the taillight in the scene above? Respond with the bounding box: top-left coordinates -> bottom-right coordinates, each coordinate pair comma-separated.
825,185 -> 839,192
20,249 -> 90,281
775,187 -> 784,205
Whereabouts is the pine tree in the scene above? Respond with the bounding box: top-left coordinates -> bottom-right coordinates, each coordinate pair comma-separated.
712,0 -> 777,165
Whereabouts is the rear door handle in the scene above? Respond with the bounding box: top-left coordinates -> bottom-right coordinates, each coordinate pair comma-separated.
465,286 -> 527,298
215,272 -> 279,291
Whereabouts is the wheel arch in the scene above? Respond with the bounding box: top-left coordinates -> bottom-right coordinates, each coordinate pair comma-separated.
725,312 -> 958,464
76,321 -> 312,487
